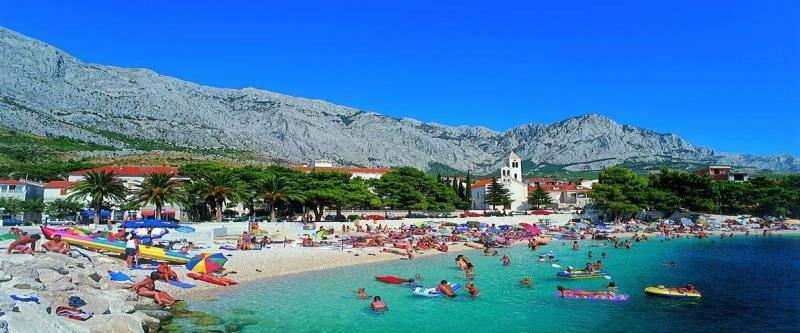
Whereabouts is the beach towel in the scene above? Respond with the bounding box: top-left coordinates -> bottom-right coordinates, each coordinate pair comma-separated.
0,234 -> 19,241
107,270 -> 133,282
166,280 -> 195,288
10,295 -> 38,303
219,245 -> 238,250
56,306 -> 93,321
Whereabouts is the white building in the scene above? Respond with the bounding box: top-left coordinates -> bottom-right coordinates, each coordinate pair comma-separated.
0,180 -> 44,223
471,152 -> 530,211
470,152 -> 593,211
290,160 -> 392,180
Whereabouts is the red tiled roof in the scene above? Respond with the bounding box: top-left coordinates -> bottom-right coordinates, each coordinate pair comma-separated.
69,165 -> 178,177
528,177 -> 556,183
0,180 -> 42,187
44,181 -> 78,189
471,178 -> 494,189
528,184 -> 589,192
289,166 -> 392,174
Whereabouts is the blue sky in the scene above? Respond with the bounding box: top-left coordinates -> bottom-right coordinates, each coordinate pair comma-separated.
2,0 -> 797,155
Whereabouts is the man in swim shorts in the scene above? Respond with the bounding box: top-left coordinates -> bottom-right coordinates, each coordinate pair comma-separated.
436,280 -> 456,297
43,234 -> 71,254
7,234 -> 40,255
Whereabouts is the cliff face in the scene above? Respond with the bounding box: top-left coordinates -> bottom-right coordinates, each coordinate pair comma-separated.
1,27 -> 796,173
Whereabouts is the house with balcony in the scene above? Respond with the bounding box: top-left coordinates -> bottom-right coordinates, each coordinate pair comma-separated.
694,165 -> 749,182
290,160 -> 392,180
0,180 -> 44,223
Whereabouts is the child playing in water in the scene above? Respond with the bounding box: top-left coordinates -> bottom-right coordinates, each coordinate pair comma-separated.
354,288 -> 369,299
465,282 -> 480,297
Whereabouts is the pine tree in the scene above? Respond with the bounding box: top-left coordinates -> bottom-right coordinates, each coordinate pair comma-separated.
485,178 -> 512,210
527,184 -> 553,209
465,172 -> 473,210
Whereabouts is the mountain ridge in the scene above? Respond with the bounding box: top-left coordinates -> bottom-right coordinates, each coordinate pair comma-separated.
1,27 -> 797,174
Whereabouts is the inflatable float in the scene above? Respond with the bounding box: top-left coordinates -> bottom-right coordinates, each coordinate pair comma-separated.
644,287 -> 702,299
41,227 -> 192,264
556,292 -> 630,301
375,276 -> 412,284
556,270 -> 608,279
412,283 -> 462,297
187,272 -> 238,286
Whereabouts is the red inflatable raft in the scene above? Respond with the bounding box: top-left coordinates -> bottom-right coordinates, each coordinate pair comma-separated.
187,272 -> 239,286
375,276 -> 411,284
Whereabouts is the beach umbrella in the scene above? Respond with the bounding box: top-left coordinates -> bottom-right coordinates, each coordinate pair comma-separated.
186,253 -> 228,274
122,219 -> 180,229
575,222 -> 589,229
680,218 -> 694,226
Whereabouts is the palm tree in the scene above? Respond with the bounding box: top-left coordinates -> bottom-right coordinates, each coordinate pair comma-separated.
196,172 -> 240,222
136,173 -> 183,220
259,174 -> 304,222
69,170 -> 127,229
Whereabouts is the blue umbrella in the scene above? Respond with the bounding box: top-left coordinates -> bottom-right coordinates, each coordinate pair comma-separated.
680,218 -> 694,226
122,219 -> 180,229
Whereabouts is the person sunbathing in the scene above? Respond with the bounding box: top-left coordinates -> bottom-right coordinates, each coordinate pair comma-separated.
43,234 -> 71,254
179,242 -> 196,254
7,234 -> 40,255
156,263 -> 179,282
130,272 -> 178,307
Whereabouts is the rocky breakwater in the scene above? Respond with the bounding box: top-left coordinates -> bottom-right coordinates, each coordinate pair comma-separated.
0,251 -> 171,333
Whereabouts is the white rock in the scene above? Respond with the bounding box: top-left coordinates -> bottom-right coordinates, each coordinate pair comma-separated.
88,314 -> 144,333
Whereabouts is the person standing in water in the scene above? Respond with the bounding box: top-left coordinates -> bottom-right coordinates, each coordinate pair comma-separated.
572,241 -> 580,251
370,296 -> 387,311
502,255 -> 511,265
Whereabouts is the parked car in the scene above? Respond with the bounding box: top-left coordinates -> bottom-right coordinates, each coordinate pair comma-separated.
484,211 -> 505,217
406,213 -> 428,218
364,214 -> 386,220
460,212 -> 482,218
1,218 -> 26,226
434,213 -> 454,218
44,218 -> 75,226
532,210 -> 552,215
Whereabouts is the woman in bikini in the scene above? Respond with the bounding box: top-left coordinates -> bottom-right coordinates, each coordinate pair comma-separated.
130,272 -> 178,307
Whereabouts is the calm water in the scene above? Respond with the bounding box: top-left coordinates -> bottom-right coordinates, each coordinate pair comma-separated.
171,235 -> 800,333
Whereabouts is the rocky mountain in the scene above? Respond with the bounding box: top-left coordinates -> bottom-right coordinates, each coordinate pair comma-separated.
1,27 -> 797,174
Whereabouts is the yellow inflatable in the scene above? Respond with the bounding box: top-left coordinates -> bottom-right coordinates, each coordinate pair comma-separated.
644,287 -> 702,299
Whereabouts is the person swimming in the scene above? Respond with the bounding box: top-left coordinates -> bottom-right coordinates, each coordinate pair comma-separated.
465,282 -> 480,297
436,280 -> 456,298
465,263 -> 476,279
588,251 -> 593,259
605,281 -> 617,291
521,277 -> 531,286
664,261 -> 677,267
354,287 -> 369,299
502,255 -> 511,265
538,254 -> 546,262
370,296 -> 388,311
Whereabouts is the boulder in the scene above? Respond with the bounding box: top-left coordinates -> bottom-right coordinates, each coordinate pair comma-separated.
0,271 -> 12,283
70,271 -> 100,289
76,292 -> 110,315
29,257 -> 70,275
132,301 -> 162,311
0,291 -> 17,311
138,309 -> 171,321
89,314 -> 144,333
0,262 -> 37,280
12,277 -> 45,291
131,312 -> 161,333
37,269 -> 74,291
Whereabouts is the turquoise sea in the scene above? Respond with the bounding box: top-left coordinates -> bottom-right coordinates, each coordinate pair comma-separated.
172,235 -> 800,333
